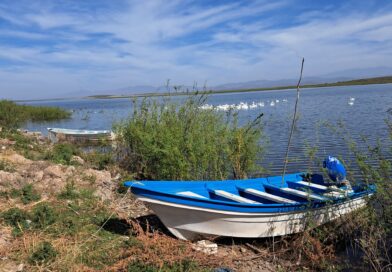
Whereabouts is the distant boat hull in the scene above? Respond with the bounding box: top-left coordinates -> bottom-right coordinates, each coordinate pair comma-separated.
47,128 -> 113,144
138,195 -> 368,240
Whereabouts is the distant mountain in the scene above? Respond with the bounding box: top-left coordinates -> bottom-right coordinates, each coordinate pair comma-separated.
75,66 -> 392,97
211,76 -> 349,91
324,66 -> 392,79
211,66 -> 392,91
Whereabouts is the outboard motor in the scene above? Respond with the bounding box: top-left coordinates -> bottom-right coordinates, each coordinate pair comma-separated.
323,156 -> 346,183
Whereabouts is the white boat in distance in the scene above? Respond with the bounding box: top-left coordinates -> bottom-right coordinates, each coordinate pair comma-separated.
47,128 -> 113,144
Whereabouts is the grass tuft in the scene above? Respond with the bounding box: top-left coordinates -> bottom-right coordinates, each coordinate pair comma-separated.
0,159 -> 15,172
31,202 -> 57,229
45,143 -> 80,165
29,241 -> 57,265
10,184 -> 41,204
1,207 -> 30,236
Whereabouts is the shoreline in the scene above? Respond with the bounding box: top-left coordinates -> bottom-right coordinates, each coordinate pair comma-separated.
12,75 -> 392,102
86,75 -> 392,100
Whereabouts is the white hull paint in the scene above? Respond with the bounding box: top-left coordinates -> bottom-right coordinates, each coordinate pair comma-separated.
138,196 -> 370,240
47,128 -> 113,144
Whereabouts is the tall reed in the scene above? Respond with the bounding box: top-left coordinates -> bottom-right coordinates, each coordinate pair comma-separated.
114,94 -> 264,181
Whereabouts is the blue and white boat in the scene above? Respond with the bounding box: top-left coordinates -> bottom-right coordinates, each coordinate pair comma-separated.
124,173 -> 375,240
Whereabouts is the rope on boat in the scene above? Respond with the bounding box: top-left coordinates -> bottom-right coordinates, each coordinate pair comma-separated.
281,58 -> 305,186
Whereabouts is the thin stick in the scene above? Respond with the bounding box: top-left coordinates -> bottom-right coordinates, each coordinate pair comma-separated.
281,58 -> 304,186
245,243 -> 264,254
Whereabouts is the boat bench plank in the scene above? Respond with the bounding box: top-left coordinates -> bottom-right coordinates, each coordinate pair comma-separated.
280,187 -> 327,201
176,191 -> 207,199
296,181 -> 328,190
242,188 -> 296,204
212,190 -> 259,204
323,191 -> 346,198
295,181 -> 346,193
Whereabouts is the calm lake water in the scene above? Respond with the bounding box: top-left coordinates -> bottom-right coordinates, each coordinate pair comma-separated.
23,84 -> 392,179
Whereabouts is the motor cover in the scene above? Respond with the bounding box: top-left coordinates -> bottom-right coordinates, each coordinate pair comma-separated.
323,156 -> 346,182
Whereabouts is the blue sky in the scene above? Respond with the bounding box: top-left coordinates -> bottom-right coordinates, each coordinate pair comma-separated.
0,0 -> 392,99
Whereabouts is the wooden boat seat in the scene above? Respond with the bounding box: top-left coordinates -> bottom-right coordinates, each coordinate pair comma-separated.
323,191 -> 346,198
176,191 -> 207,199
280,187 -> 327,201
240,188 -> 296,204
296,181 -> 328,190
212,190 -> 260,204
295,181 -> 346,193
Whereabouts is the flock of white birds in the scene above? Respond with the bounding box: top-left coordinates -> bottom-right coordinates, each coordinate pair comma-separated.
199,99 -> 289,111
199,97 -> 356,111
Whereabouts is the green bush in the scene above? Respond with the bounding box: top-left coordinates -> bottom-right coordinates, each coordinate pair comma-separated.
83,151 -> 113,170
10,184 -> 41,204
1,208 -> 30,236
9,184 -> 41,204
31,203 -> 57,229
0,159 -> 15,172
58,182 -> 79,200
29,241 -> 57,265
114,94 -> 263,180
0,100 -> 70,130
0,100 -> 26,130
45,143 -> 80,165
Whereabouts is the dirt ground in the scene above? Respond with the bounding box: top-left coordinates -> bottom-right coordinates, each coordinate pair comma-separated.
0,132 -> 284,272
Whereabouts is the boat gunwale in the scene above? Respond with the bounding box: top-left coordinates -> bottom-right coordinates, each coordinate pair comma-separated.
125,180 -> 375,213
47,127 -> 111,135
135,193 -> 372,216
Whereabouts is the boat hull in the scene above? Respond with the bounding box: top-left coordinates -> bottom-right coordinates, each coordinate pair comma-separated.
47,128 -> 113,144
138,195 -> 369,240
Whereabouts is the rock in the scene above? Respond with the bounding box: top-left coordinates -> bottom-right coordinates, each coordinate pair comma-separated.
1,146 -> 5,150
192,240 -> 218,255
71,155 -> 85,165
65,166 -> 76,176
0,228 -> 12,248
240,247 -> 247,253
84,169 -> 111,184
0,138 -> 16,146
33,171 -> 44,182
16,264 -> 24,272
4,154 -> 32,165
36,177 -> 65,194
0,171 -> 22,187
44,165 -> 65,179
0,261 -> 22,272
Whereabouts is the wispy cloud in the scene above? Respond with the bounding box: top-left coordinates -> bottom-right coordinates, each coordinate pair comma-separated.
0,0 -> 391,99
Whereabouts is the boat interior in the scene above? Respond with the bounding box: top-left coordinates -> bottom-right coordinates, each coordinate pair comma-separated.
131,173 -> 361,205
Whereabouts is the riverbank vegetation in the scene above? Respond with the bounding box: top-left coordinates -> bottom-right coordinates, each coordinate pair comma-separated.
0,100 -> 71,130
114,94 -> 264,181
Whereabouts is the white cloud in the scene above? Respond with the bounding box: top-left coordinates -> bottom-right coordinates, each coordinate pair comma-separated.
0,1 -> 392,99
